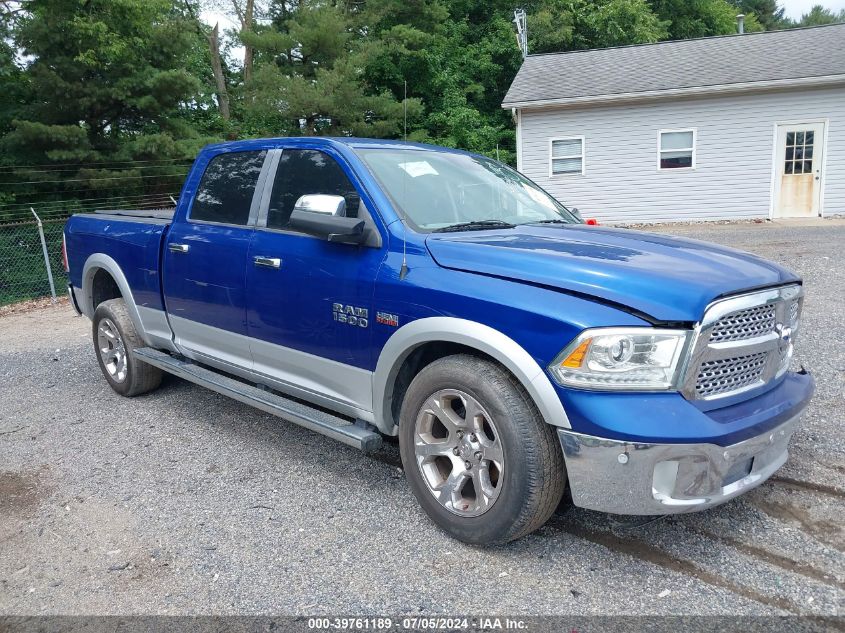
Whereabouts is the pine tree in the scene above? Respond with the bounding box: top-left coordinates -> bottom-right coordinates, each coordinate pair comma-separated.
1,0 -> 217,212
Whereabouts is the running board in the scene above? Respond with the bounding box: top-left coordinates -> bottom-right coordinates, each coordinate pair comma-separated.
133,347 -> 383,453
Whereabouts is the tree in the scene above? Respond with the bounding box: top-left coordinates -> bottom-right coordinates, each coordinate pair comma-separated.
648,0 -> 738,39
0,0 -> 217,212
231,0 -> 257,82
529,0 -> 668,53
182,2 -> 232,122
796,5 -> 845,26
0,3 -> 29,145
729,0 -> 790,30
241,1 -> 420,137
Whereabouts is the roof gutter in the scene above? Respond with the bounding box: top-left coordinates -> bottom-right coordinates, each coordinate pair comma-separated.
502,73 -> 845,110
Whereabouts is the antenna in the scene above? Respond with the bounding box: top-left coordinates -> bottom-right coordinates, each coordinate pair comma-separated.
399,80 -> 409,280
513,9 -> 527,59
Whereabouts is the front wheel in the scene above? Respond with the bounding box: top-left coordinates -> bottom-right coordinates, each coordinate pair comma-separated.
93,298 -> 162,397
399,354 -> 565,545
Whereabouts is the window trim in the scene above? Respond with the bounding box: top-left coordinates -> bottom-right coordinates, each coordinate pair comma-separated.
657,128 -> 697,171
548,136 -> 585,177
255,147 -> 382,248
186,149 -> 272,228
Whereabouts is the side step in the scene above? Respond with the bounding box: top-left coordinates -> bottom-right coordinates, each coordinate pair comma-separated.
134,347 -> 383,453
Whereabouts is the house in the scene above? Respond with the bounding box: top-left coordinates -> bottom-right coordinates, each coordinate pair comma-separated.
502,24 -> 845,223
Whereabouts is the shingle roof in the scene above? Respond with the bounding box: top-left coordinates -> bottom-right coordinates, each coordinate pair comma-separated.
502,24 -> 845,108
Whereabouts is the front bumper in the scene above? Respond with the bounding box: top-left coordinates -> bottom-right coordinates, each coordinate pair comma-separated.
558,408 -> 805,515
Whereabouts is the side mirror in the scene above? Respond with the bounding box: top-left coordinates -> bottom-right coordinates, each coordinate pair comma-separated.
293,194 -> 347,217
570,207 -> 583,221
289,209 -> 367,245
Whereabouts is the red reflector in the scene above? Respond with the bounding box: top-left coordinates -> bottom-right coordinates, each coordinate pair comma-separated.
61,234 -> 69,272
586,218 -> 599,226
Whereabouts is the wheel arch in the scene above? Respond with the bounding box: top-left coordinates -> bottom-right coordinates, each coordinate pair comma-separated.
81,253 -> 151,346
373,317 -> 570,435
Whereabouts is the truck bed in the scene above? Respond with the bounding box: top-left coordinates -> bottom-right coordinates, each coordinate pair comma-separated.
64,211 -> 173,313
92,208 -> 175,221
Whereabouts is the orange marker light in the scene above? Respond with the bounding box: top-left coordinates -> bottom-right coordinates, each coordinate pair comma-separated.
561,338 -> 592,368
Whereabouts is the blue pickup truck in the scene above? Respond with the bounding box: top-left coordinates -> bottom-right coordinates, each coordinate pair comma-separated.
64,137 -> 813,544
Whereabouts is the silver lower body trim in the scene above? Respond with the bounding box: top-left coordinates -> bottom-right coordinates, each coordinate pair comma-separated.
136,306 -> 177,352
558,411 -> 805,515
168,314 -> 375,423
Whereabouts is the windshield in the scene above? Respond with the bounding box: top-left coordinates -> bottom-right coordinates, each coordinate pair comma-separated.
356,149 -> 579,231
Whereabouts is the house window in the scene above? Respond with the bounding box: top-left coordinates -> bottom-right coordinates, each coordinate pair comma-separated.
784,131 -> 814,174
659,130 -> 695,170
550,137 -> 584,175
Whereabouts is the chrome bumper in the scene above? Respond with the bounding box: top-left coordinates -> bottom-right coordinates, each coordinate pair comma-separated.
557,412 -> 803,515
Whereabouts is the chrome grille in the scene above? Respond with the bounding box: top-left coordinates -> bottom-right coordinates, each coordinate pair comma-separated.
695,352 -> 768,398
682,285 -> 803,401
709,304 -> 776,343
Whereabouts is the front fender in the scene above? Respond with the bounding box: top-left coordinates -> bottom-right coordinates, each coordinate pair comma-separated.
372,316 -> 571,434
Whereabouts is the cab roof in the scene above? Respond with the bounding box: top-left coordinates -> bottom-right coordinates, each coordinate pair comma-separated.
202,136 -> 473,155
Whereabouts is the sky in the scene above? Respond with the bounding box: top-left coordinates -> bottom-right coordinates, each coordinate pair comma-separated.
781,0 -> 845,19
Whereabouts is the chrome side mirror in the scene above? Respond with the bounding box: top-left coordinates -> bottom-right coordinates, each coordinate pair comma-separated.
293,194 -> 347,217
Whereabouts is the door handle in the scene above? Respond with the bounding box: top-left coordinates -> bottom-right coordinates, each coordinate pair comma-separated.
253,256 -> 282,269
168,243 -> 190,254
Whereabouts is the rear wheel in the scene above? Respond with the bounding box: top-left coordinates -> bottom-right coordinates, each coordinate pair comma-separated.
93,299 -> 162,397
399,354 -> 565,545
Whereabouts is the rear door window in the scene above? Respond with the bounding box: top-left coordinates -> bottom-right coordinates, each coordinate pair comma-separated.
190,150 -> 267,225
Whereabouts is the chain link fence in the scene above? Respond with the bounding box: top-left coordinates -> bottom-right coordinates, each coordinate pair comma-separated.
0,213 -> 68,307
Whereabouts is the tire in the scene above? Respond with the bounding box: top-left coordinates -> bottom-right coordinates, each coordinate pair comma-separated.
92,298 -> 162,397
399,354 -> 565,545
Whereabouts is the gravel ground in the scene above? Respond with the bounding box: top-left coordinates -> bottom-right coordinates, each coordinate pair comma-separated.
0,222 -> 842,617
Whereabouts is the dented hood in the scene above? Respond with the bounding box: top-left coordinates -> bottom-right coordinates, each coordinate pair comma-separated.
425,224 -> 799,322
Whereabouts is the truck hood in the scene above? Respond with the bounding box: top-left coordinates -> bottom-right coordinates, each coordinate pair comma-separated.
425,225 -> 799,323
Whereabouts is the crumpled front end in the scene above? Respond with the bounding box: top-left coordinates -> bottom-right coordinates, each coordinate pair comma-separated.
558,403 -> 806,515
552,282 -> 815,515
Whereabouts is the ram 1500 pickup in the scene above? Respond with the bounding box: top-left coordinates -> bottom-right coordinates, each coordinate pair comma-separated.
64,138 -> 814,544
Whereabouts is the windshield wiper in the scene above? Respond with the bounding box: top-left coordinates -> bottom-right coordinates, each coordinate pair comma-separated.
525,218 -> 571,225
433,220 -> 516,233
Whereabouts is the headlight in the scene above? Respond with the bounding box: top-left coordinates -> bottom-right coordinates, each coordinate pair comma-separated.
548,328 -> 690,390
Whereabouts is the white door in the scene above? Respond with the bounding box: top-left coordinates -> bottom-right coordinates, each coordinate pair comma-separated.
773,123 -> 824,218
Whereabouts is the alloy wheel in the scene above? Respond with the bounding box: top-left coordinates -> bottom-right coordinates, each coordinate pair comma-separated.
413,389 -> 505,517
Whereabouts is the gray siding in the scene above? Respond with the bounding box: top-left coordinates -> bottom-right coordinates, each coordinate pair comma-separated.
518,86 -> 845,223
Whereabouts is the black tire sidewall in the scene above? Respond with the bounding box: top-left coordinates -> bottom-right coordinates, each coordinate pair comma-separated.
92,301 -> 137,397
399,355 -> 554,545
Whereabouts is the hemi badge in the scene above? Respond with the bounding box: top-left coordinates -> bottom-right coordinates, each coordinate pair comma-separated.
376,312 -> 399,327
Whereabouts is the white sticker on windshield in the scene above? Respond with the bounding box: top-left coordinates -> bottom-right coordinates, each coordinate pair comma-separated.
399,161 -> 439,178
